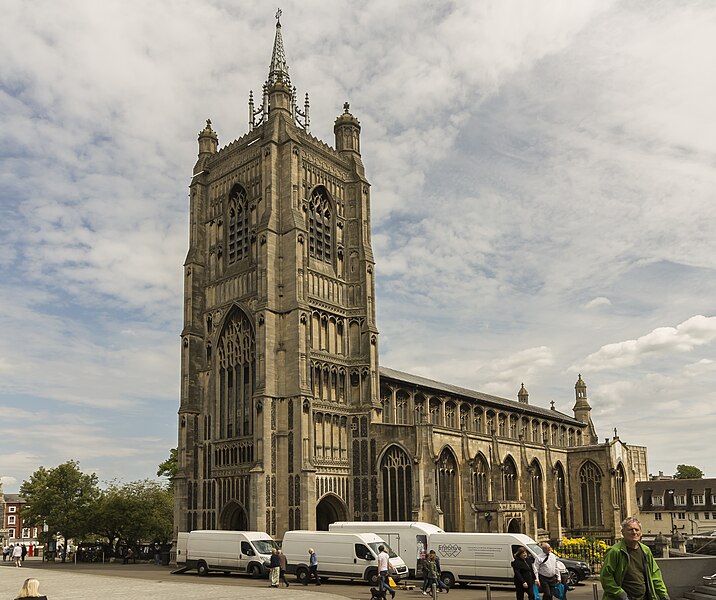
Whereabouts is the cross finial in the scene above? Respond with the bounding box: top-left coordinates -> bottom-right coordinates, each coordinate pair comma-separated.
206,118 -> 212,128
343,102 -> 350,113
275,8 -> 282,23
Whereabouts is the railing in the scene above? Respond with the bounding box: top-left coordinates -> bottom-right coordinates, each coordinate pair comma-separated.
556,538 -> 614,574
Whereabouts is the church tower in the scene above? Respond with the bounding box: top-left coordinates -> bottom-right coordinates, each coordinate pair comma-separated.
175,12 -> 379,538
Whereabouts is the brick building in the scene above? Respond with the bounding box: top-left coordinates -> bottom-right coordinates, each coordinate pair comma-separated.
637,478 -> 716,536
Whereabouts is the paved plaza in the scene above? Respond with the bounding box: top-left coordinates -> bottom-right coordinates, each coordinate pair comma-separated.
0,558 -> 603,600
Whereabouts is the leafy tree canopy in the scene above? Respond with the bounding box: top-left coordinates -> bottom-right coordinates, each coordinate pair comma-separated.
674,464 -> 704,479
157,447 -> 178,481
20,460 -> 99,559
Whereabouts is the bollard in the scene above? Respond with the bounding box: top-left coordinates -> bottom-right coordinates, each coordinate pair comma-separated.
486,583 -> 492,600
593,582 -> 599,600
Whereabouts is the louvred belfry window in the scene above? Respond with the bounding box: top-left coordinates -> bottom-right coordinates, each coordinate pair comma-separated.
307,187 -> 333,263
228,185 -> 250,264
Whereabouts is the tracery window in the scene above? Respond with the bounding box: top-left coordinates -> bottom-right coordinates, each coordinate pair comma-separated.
380,385 -> 392,424
460,405 -> 470,431
216,308 -> 255,439
227,185 -> 250,264
381,446 -> 413,521
474,409 -> 483,433
614,463 -> 627,523
437,448 -> 459,531
473,453 -> 489,503
555,462 -> 568,527
396,391 -> 410,425
486,411 -> 495,434
429,398 -> 442,426
502,456 -> 518,501
530,459 -> 545,529
307,186 -> 333,263
580,461 -> 603,527
415,395 -> 425,424
498,414 -> 506,437
509,415 -> 518,438
445,402 -> 456,429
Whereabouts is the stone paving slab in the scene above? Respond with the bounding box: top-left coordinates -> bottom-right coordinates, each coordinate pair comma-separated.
0,563 -> 350,600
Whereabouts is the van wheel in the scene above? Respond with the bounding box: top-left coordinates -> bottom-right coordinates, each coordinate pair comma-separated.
296,567 -> 308,584
441,572 -> 455,588
197,561 -> 209,576
248,563 -> 262,578
367,569 -> 379,585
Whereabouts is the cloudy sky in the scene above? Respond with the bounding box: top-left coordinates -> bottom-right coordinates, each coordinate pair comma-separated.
1,0 -> 715,494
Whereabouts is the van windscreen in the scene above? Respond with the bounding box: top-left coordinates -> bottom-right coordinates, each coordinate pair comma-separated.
369,542 -> 397,559
253,539 -> 279,555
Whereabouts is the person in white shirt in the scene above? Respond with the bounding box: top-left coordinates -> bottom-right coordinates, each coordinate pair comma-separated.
537,543 -> 560,600
377,545 -> 396,599
12,543 -> 23,567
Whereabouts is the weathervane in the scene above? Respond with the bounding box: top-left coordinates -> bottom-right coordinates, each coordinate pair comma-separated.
275,8 -> 282,23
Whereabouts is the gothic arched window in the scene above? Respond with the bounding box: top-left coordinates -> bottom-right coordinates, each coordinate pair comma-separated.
530,459 -> 545,529
473,453 -> 489,503
396,390 -> 410,425
580,460 -> 603,527
502,456 -> 518,501
216,308 -> 255,439
555,462 -> 568,526
614,463 -> 627,523
227,185 -> 250,264
307,186 -> 333,264
437,448 -> 459,531
381,446 -> 413,521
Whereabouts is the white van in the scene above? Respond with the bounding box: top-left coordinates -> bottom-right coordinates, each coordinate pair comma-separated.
281,530 -> 410,585
176,530 -> 278,577
329,521 -> 444,578
429,532 -> 541,588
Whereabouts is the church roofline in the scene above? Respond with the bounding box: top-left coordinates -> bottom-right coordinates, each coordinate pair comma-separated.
379,365 -> 584,425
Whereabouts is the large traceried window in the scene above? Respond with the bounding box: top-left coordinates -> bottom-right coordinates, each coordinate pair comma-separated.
472,453 -> 490,503
580,460 -> 603,527
614,463 -> 627,523
381,445 -> 413,521
437,448 -> 459,531
555,462 -> 568,527
216,308 -> 255,439
502,456 -> 518,501
307,186 -> 333,264
227,185 -> 250,264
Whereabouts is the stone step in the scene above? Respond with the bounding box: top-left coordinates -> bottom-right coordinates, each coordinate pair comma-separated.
694,587 -> 716,596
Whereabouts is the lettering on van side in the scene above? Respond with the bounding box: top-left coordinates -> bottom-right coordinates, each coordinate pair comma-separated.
437,544 -> 462,558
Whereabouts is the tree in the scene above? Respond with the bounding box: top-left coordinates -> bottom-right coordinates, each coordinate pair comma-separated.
20,461 -> 99,561
674,464 -> 704,479
90,480 -> 173,551
157,448 -> 178,483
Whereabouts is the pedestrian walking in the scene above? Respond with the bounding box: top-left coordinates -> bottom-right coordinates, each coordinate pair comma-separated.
13,543 -> 23,567
421,550 -> 449,594
512,546 -> 538,600
536,543 -> 560,600
304,547 -> 321,585
269,548 -> 281,587
377,544 -> 396,599
278,549 -> 289,587
422,552 -> 439,597
15,577 -> 48,599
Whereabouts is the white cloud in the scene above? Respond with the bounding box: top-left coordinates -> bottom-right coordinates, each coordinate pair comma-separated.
584,297 -> 611,309
577,315 -> 716,372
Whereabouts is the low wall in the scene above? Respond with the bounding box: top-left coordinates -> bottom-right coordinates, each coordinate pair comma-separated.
657,556 -> 716,599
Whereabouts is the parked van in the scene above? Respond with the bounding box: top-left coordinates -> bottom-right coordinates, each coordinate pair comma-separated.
281,530 -> 409,585
329,521 -> 444,578
429,532 -> 542,588
176,530 -> 278,577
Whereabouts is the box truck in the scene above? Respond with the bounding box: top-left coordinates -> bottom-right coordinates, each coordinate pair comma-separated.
176,530 -> 278,577
329,520 -> 444,578
281,530 -> 409,584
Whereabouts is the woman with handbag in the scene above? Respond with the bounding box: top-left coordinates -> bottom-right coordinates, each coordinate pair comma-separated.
512,546 -> 539,600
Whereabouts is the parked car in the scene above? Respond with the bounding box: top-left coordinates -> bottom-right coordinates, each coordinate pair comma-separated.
557,556 -> 591,585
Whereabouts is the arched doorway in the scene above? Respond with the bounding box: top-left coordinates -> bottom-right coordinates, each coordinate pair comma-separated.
220,500 -> 248,531
316,494 -> 348,530
507,518 -> 522,533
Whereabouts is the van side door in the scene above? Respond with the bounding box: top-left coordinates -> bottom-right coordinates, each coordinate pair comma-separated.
239,541 -> 254,572
354,543 -> 374,577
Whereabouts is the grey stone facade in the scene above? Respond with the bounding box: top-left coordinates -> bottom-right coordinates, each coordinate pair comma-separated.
175,15 -> 648,542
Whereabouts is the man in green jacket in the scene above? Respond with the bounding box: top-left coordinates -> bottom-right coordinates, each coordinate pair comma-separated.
601,517 -> 669,600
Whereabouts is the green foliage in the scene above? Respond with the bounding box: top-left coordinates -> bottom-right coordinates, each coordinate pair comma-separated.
157,447 -> 178,482
91,479 -> 173,549
674,464 -> 703,479
20,461 -> 99,560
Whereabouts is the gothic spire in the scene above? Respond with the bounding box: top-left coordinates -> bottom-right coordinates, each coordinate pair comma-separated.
267,8 -> 290,87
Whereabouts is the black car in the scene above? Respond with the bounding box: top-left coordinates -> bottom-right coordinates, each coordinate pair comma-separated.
558,557 -> 591,585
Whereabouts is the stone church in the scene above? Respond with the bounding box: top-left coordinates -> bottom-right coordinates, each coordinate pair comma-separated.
175,15 -> 648,543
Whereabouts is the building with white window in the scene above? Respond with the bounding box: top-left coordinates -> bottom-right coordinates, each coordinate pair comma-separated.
636,478 -> 716,535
